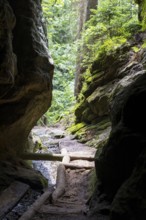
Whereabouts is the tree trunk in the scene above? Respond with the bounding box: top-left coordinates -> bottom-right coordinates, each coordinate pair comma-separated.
74,0 -> 98,96
85,0 -> 98,21
19,189 -> 52,220
52,164 -> 66,203
21,152 -> 95,162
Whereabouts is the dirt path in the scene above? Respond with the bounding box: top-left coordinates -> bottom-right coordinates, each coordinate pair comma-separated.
31,169 -> 94,220
22,125 -> 97,220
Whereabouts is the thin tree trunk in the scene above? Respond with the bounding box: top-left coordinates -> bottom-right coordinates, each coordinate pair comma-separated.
74,0 -> 98,96
52,164 -> 66,203
85,0 -> 98,21
21,152 -> 95,161
19,189 -> 52,220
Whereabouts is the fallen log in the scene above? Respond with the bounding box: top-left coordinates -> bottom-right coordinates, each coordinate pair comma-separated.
19,189 -> 52,220
52,164 -> 66,203
39,204 -> 85,215
21,152 -> 62,161
20,152 -> 95,161
63,162 -> 94,169
56,199 -> 83,205
0,181 -> 29,219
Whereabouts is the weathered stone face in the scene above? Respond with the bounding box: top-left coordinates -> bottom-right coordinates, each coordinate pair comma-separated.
0,0 -> 53,158
93,49 -> 146,219
74,16 -> 146,218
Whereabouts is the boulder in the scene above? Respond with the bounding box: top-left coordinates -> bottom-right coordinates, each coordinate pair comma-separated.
96,71 -> 146,219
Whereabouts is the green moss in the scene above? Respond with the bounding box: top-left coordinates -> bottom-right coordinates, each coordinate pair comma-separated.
98,121 -> 111,131
84,67 -> 92,81
86,71 -> 104,84
67,122 -> 86,134
142,40 -> 146,48
81,82 -> 88,93
74,99 -> 88,122
132,46 -> 140,52
39,176 -> 48,189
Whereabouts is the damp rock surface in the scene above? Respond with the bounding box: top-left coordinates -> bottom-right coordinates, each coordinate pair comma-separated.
0,0 -> 53,159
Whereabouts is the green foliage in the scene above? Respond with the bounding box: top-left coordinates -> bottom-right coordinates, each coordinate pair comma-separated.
141,0 -> 146,30
79,0 -> 139,67
42,0 -> 77,45
46,84 -> 75,124
142,40 -> 146,48
42,0 -> 77,124
132,46 -> 140,52
41,0 -> 140,125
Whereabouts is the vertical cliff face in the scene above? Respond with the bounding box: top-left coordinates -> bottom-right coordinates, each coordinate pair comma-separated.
73,1 -> 146,219
0,0 -> 53,158
0,0 -> 53,189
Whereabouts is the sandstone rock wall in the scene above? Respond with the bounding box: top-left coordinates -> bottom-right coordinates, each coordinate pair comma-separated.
74,1 -> 146,218
0,0 -> 53,158
0,0 -> 53,190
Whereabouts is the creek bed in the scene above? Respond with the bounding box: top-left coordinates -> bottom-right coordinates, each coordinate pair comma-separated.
32,126 -> 61,186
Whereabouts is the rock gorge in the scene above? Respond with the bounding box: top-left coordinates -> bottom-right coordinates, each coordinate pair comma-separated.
73,0 -> 146,219
0,0 -> 146,219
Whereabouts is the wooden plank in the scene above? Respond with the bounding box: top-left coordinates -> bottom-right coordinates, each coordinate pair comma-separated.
56,200 -> 83,205
21,152 -> 63,161
39,205 -> 85,215
63,163 -> 94,169
52,164 -> 66,203
0,181 -> 29,219
70,154 -> 95,161
19,189 -> 52,220
21,152 -> 95,161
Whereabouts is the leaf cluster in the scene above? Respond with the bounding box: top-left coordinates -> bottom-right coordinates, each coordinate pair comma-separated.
79,0 -> 140,66
42,0 -> 77,124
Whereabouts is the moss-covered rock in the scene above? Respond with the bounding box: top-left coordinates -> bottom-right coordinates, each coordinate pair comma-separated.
75,44 -> 132,125
67,122 -> 86,134
93,73 -> 146,219
73,25 -> 146,218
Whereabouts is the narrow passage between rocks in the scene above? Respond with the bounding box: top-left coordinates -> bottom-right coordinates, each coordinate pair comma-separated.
2,125 -> 96,220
